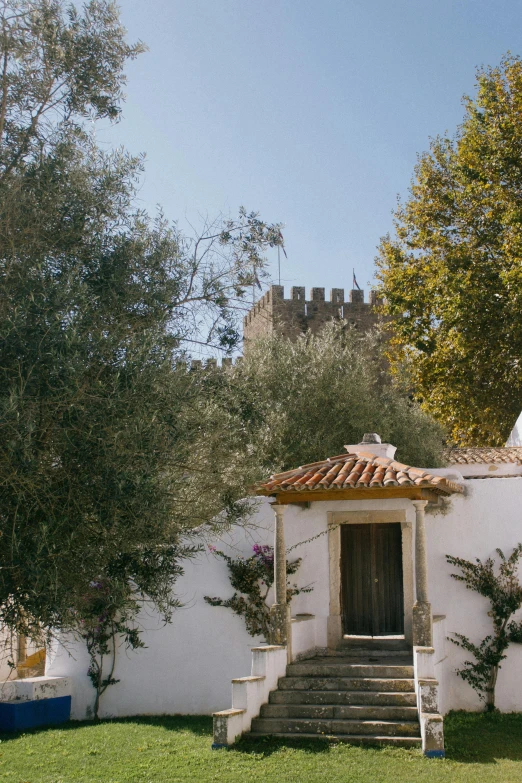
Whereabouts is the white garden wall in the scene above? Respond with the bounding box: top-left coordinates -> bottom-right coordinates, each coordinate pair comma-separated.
46,477 -> 522,718
46,500 -> 273,720
426,477 -> 522,713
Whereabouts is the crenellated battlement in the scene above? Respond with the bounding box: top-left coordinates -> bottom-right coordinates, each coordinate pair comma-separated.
176,357 -> 242,371
243,285 -> 383,347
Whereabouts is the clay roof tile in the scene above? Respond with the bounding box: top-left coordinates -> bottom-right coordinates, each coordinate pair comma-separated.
319,462 -> 343,486
369,466 -> 386,487
444,447 -> 522,465
305,465 -> 331,489
343,461 -> 366,488
332,459 -> 356,487
255,448 -> 464,497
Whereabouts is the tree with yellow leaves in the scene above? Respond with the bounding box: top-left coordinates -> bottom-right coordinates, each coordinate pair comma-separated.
376,55 -> 522,446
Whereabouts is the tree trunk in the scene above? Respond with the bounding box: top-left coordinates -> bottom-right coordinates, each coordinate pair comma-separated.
93,656 -> 103,720
486,665 -> 499,712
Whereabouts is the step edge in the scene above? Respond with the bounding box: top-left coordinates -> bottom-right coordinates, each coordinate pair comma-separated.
252,717 -> 420,727
262,704 -> 416,715
248,732 -> 422,743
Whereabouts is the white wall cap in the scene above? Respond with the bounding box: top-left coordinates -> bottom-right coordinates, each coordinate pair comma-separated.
437,464 -> 522,478
423,468 -> 465,482
345,442 -> 397,460
0,675 -> 72,702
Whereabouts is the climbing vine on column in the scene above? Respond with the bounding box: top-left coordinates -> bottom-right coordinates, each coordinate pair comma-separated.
204,545 -> 312,641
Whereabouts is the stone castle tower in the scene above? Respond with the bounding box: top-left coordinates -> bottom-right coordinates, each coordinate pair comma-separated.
243,285 -> 383,348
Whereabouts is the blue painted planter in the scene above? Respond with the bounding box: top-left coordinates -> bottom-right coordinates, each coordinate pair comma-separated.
0,696 -> 71,732
424,749 -> 445,758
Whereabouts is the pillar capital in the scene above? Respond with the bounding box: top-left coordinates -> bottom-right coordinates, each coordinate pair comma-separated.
273,504 -> 285,520
412,499 -> 428,510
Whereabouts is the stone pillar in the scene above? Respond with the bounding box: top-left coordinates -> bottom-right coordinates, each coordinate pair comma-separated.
412,500 -> 432,646
269,505 -> 291,656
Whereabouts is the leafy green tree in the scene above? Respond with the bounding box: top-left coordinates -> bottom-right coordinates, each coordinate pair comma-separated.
192,322 -> 446,476
0,0 -> 282,675
0,0 -> 145,180
447,546 -> 522,711
376,55 -> 522,446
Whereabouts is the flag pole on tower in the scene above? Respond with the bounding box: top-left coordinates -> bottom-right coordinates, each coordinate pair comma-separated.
278,231 -> 287,286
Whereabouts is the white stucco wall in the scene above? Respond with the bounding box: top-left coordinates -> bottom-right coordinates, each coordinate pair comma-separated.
47,478 -> 522,718
426,477 -> 522,713
47,500 -> 274,720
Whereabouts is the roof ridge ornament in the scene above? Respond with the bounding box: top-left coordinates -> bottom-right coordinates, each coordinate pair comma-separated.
345,434 -> 397,461
362,432 -> 381,444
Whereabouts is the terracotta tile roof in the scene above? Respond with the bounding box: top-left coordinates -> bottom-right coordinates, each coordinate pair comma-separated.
444,447 -> 522,465
256,451 -> 463,497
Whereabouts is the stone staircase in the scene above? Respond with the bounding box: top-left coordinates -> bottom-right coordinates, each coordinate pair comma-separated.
250,653 -> 421,747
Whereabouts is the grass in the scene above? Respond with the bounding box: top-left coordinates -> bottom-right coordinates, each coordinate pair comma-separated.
0,711 -> 522,783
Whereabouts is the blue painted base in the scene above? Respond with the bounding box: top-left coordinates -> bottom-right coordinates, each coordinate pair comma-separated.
0,696 -> 71,732
424,749 -> 445,758
211,742 -> 229,750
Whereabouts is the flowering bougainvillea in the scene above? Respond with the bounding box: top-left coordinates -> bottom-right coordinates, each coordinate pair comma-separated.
204,544 -> 312,640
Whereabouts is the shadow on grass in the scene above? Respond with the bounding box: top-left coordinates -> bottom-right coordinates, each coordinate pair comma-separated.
0,714 -> 213,743
230,733 -> 393,759
445,711 -> 522,764
3,711 -> 522,765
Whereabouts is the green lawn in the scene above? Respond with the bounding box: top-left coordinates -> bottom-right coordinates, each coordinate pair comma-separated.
0,712 -> 521,783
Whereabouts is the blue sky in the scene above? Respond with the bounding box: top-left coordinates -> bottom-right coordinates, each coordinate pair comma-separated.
101,0 -> 522,302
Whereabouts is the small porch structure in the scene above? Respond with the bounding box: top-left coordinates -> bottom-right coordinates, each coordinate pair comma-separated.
214,434 -> 463,755
257,434 -> 462,654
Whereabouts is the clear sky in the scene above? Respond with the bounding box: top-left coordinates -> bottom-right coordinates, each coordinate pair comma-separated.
100,0 -> 522,301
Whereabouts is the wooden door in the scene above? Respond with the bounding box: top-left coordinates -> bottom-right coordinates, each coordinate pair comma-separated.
341,523 -> 404,636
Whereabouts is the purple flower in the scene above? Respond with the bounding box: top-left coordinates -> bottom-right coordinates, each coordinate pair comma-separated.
252,544 -> 274,570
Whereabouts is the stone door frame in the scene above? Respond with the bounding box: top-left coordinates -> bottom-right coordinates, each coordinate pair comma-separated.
326,509 -> 413,649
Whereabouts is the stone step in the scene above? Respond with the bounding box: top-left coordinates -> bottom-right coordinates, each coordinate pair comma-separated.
329,648 -> 412,658
260,703 -> 419,721
287,663 -> 414,678
269,689 -> 417,706
338,637 -> 410,652
248,731 -> 422,748
278,676 -> 415,693
251,717 -> 421,737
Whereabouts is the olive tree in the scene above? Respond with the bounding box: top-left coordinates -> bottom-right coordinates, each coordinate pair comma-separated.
192,322 -> 446,479
0,0 -> 283,687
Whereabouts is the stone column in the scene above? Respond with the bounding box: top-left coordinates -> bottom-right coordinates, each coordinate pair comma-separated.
412,500 -> 433,646
269,505 -> 291,656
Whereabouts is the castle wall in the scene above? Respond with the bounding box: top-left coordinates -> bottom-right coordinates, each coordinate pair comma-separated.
243,285 -> 383,349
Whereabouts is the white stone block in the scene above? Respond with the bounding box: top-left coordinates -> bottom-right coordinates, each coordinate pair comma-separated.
212,708 -> 246,746
414,646 -> 436,680
0,676 -> 72,702
231,676 -> 265,713
251,645 -> 286,691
